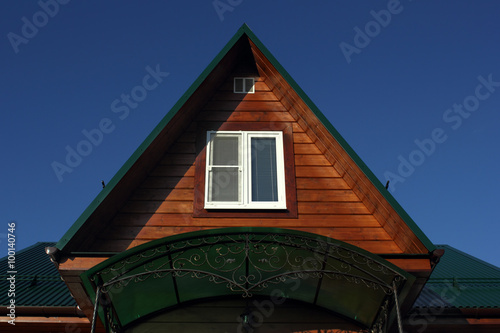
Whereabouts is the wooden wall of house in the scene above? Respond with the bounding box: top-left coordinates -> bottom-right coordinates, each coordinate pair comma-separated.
91,76 -> 401,255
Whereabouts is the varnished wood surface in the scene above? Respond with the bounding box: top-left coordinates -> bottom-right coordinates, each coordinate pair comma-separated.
87,76 -> 410,257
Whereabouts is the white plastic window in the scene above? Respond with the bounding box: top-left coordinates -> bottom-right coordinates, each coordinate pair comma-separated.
234,77 -> 255,94
205,131 -> 286,209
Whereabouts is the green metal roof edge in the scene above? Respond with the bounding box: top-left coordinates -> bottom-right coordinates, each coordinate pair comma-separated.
434,244 -> 500,274
57,23 -> 434,253
242,26 -> 435,252
56,25 -> 249,251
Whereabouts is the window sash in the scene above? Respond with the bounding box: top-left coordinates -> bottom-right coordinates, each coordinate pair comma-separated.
205,131 -> 286,209
206,133 -> 242,205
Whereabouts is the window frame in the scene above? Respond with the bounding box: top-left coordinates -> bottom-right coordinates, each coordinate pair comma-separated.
204,130 -> 286,210
233,77 -> 255,94
193,122 -> 297,218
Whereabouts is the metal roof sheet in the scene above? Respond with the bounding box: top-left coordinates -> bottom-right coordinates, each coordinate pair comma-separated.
0,242 -> 77,307
414,244 -> 500,309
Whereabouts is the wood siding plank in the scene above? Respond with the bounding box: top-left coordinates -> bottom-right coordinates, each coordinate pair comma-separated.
297,189 -> 360,202
211,91 -> 278,101
296,177 -> 350,190
295,166 -> 341,178
293,132 -> 313,143
298,202 -> 370,215
122,201 -> 193,214
197,111 -> 294,122
150,165 -> 196,177
203,100 -> 286,111
118,226 -> 391,241
159,153 -> 196,165
130,188 -> 194,201
294,143 -> 322,154
110,214 -> 381,228
140,176 -> 194,189
295,154 -> 332,166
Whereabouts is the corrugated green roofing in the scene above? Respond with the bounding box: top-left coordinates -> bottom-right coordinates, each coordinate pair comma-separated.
414,245 -> 500,308
0,242 -> 76,307
56,23 -> 435,253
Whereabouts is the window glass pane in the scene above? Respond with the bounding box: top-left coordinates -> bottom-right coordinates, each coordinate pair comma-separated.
244,78 -> 254,93
211,135 -> 239,166
209,167 -> 240,202
234,78 -> 243,92
251,138 -> 278,202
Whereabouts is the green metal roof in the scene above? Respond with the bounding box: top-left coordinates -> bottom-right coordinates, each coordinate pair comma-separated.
0,242 -> 76,307
56,23 -> 435,253
414,245 -> 500,308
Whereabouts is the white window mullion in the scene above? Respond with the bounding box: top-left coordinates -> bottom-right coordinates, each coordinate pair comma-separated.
242,132 -> 249,208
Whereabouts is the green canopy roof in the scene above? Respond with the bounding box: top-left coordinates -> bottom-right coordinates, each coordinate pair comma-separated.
81,227 -> 415,331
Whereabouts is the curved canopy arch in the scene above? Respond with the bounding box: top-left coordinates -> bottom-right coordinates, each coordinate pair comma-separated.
81,227 -> 415,332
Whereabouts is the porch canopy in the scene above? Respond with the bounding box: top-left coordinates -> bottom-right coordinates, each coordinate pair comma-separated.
81,227 -> 415,331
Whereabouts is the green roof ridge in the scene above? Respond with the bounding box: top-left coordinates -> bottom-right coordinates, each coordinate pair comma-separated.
57,23 -> 435,253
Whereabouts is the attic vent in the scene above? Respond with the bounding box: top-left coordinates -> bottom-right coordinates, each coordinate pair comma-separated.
234,77 -> 255,94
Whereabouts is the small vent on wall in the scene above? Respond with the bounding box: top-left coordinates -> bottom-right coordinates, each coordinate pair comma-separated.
234,77 -> 255,94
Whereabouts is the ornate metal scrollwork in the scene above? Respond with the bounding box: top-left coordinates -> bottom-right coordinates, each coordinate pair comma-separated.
90,231 -> 407,332
93,232 -> 406,297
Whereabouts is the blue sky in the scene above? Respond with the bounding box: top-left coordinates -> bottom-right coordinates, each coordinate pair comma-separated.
1,1 -> 499,268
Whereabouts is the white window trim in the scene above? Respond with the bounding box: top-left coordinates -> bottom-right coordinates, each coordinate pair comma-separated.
204,131 -> 286,209
233,77 -> 255,94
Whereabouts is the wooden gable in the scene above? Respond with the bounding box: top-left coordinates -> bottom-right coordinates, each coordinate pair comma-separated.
89,74 -> 405,255
52,24 -> 439,321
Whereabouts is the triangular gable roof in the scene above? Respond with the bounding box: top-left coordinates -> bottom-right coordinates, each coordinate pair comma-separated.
56,23 -> 434,254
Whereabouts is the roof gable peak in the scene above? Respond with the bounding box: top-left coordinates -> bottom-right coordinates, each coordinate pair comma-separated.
56,24 -> 435,255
